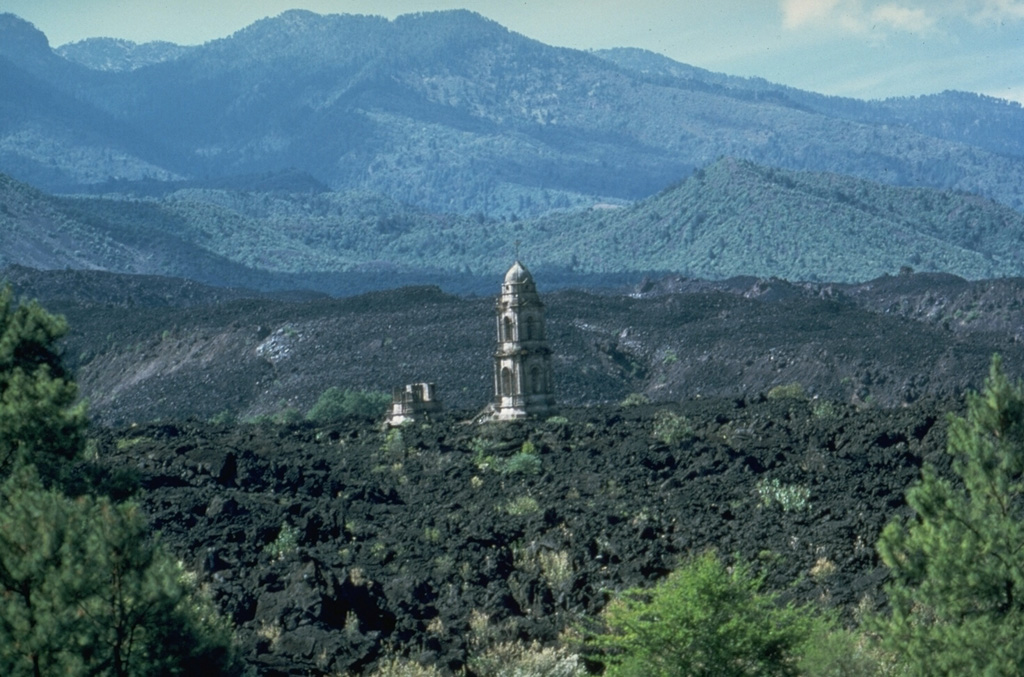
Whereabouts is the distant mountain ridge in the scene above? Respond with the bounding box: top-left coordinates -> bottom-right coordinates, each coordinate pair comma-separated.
1,10 -> 1023,218
56,38 -> 194,72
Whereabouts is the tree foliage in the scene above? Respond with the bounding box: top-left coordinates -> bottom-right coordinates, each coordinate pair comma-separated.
0,285 -> 86,479
586,550 -> 815,677
0,467 -> 241,676
306,386 -> 391,423
875,355 -> 1024,675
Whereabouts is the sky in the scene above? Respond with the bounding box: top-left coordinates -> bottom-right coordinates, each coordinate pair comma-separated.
2,0 -> 1023,103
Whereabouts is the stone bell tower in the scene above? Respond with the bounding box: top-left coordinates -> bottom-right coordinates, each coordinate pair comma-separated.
492,260 -> 556,420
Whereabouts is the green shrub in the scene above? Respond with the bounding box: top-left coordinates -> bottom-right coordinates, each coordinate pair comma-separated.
306,387 -> 390,423
209,409 -> 237,426
503,495 -> 540,516
621,392 -> 650,407
811,398 -> 839,420
766,382 -> 808,400
382,428 -> 406,457
756,477 -> 811,512
499,452 -> 543,476
497,441 -> 542,476
272,407 -> 303,425
587,550 -> 816,677
652,410 -> 694,445
470,436 -> 499,470
265,523 -> 299,560
798,622 -> 904,677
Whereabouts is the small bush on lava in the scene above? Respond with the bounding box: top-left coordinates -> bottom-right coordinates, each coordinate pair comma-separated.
767,382 -> 808,400
365,656 -> 446,676
470,640 -> 585,677
652,410 -> 694,445
265,523 -> 298,560
497,441 -> 542,476
621,392 -> 650,407
756,477 -> 811,512
499,452 -> 543,476
503,495 -> 540,516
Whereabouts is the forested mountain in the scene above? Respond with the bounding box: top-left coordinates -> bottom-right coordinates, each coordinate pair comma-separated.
1,10 -> 1023,218
4,158 -> 1024,288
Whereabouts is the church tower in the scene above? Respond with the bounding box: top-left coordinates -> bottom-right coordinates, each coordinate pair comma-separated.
492,261 -> 556,420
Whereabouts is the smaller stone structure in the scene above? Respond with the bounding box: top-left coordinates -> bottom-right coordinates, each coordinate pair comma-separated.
387,383 -> 442,426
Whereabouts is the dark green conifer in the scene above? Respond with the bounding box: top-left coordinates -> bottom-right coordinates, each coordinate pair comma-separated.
876,355 -> 1024,675
0,285 -> 86,478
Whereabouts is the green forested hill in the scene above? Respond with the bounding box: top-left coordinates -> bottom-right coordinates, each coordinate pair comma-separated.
519,158 -> 1024,281
5,158 -> 1024,287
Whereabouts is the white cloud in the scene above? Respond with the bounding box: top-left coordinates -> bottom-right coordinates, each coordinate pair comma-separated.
781,0 -> 842,28
781,0 -> 937,35
972,0 -> 1024,23
871,5 -> 935,32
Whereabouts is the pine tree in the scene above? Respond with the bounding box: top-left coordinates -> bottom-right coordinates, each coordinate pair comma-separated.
876,355 -> 1024,675
0,466 -> 240,676
0,285 -> 86,478
0,289 -> 240,676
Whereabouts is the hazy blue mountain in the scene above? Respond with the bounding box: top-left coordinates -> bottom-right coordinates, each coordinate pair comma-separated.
1,10 -> 1023,218
595,47 -> 1024,159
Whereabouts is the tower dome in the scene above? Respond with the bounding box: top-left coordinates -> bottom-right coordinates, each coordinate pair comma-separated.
504,260 -> 534,285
